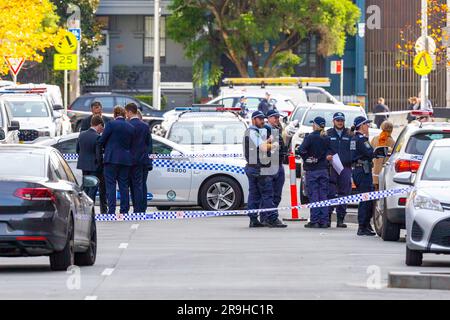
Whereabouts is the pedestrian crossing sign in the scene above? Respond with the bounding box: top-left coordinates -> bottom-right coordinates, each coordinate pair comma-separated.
413,51 -> 433,76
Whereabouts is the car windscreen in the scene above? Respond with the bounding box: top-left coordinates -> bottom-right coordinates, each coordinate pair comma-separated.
291,106 -> 308,122
7,101 -> 49,118
421,146 -> 450,181
405,132 -> 450,155
168,121 -> 246,145
302,109 -> 364,127
0,152 -> 46,177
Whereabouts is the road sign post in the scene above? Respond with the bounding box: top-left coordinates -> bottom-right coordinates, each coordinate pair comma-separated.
420,0 -> 429,110
67,4 -> 81,107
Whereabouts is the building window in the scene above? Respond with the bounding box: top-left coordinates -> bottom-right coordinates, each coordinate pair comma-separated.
144,16 -> 166,61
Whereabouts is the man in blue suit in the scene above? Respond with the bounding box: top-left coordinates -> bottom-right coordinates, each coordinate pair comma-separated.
125,103 -> 151,213
98,106 -> 136,215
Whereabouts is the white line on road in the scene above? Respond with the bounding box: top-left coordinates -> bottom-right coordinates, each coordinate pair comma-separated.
119,243 -> 128,249
131,224 -> 139,230
101,268 -> 115,276
85,296 -> 98,300
348,253 -> 401,256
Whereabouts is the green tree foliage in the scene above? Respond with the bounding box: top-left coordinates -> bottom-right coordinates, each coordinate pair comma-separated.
167,0 -> 360,85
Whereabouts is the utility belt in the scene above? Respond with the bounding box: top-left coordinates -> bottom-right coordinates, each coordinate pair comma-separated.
352,160 -> 373,174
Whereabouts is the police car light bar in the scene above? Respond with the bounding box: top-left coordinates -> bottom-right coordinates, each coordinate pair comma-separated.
222,77 -> 331,87
411,110 -> 433,116
175,104 -> 240,113
0,88 -> 47,94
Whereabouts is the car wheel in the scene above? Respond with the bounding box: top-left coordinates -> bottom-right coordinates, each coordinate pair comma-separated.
373,198 -> 385,237
156,206 -> 171,210
300,178 -> 309,204
50,215 -> 75,271
405,246 -> 423,266
75,121 -> 82,132
75,215 -> 97,266
150,121 -> 164,136
380,203 -> 400,242
200,176 -> 242,211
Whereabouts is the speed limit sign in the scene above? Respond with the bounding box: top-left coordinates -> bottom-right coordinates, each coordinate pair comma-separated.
54,54 -> 78,70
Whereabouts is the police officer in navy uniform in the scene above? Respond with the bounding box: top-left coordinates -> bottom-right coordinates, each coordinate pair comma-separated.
296,116 -> 330,228
326,112 -> 353,228
351,116 -> 376,236
236,96 -> 249,118
243,111 -> 287,228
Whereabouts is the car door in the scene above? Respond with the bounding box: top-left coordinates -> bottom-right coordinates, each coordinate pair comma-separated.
147,139 -> 193,204
4,104 -> 19,143
53,137 -> 82,183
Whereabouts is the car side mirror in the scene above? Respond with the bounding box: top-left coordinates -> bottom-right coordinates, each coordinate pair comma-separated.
374,146 -> 389,159
82,176 -> 99,188
282,117 -> 288,124
393,172 -> 415,186
53,104 -> 64,111
0,128 -> 5,140
8,120 -> 20,131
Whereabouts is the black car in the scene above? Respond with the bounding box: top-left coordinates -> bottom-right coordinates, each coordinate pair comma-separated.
68,93 -> 165,132
0,145 -> 98,271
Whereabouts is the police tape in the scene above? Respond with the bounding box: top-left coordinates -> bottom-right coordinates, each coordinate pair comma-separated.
94,186 -> 413,222
63,153 -> 244,160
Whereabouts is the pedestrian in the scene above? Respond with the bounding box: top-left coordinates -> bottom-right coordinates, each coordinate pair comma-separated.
80,101 -> 110,132
236,96 -> 249,118
414,92 -> 433,112
243,111 -> 287,228
406,97 -> 418,123
266,110 -> 288,208
373,97 -> 389,129
98,106 -> 136,216
371,121 -> 395,190
296,116 -> 330,229
351,116 -> 376,236
136,110 -> 153,212
258,92 -> 274,115
76,115 -> 107,213
125,102 -> 151,213
326,112 -> 353,228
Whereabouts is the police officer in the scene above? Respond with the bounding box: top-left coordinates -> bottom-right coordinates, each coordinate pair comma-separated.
351,116 -> 376,236
236,96 -> 249,118
258,92 -> 274,115
243,111 -> 287,228
326,112 -> 353,228
266,109 -> 288,208
296,116 -> 330,228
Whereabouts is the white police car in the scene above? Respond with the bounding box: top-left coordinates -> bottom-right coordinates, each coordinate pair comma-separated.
37,133 -> 249,212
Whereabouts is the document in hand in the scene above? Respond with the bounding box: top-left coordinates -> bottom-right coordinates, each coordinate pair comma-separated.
331,154 -> 344,175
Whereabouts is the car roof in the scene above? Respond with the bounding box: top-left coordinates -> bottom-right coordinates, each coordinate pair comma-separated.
432,138 -> 450,147
0,144 -> 54,154
176,112 -> 244,122
403,121 -> 450,133
0,94 -> 47,101
212,93 -> 293,100
302,103 -> 363,111
80,92 -> 130,97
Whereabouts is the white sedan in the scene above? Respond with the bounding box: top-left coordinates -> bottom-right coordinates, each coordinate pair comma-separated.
394,138 -> 450,266
38,133 -> 249,212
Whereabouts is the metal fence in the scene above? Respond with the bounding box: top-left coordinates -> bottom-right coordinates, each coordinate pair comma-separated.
366,52 -> 447,111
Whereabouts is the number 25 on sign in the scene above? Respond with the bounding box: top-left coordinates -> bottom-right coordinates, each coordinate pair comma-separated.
54,54 -> 78,70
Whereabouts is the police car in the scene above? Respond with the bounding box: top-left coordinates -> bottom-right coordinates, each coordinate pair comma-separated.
0,97 -> 20,144
0,88 -> 68,143
287,104 -> 381,203
37,133 -> 249,212
375,118 -> 450,242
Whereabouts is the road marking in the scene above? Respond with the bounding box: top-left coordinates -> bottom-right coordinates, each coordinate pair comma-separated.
85,296 -> 98,300
101,268 -> 114,276
131,224 -> 139,230
119,243 -> 128,249
348,253 -> 401,256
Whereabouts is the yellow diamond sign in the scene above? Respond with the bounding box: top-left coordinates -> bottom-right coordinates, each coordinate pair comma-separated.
414,51 -> 433,76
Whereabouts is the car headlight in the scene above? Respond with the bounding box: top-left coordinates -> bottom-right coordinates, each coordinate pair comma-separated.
413,191 -> 443,212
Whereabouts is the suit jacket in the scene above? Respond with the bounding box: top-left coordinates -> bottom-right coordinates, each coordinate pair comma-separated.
128,118 -> 151,167
98,117 -> 135,166
80,114 -> 110,132
76,128 -> 102,172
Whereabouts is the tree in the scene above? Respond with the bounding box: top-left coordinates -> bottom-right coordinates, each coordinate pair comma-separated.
0,0 -> 60,75
167,0 -> 360,85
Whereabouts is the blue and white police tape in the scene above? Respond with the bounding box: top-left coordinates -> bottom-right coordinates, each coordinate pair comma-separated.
62,153 -> 243,160
62,154 -> 245,175
95,186 -> 413,222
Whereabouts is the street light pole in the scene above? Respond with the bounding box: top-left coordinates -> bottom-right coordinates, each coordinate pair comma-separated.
153,0 -> 161,110
421,0 -> 429,110
447,0 -> 450,107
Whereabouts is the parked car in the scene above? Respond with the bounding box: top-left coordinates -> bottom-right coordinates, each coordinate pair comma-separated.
39,133 -> 249,212
374,121 -> 450,241
68,93 -> 164,133
0,97 -> 20,144
394,138 -> 450,266
0,145 -> 98,271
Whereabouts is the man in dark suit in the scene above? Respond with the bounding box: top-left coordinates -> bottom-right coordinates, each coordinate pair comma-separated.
76,115 -> 107,213
98,106 -> 136,215
135,110 -> 153,213
80,101 -> 110,132
125,103 -> 151,213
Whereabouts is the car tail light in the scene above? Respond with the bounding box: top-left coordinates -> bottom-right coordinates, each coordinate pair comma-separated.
395,159 -> 421,173
14,188 -> 56,202
16,236 -> 47,241
282,110 -> 293,116
398,198 -> 407,206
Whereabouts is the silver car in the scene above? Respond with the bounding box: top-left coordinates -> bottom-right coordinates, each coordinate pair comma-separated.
38,133 -> 249,212
375,122 -> 450,241
394,138 -> 450,266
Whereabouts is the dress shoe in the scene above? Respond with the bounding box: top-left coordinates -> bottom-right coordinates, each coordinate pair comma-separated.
263,218 -> 288,228
304,222 -> 321,229
319,223 -> 330,229
249,219 -> 265,228
357,227 -> 376,236
337,219 -> 347,228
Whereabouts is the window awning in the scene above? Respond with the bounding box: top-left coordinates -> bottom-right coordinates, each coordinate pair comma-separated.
96,0 -> 171,15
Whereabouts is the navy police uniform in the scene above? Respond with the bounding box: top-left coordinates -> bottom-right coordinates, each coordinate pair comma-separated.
296,116 -> 330,228
326,112 -> 353,227
351,116 -> 376,236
